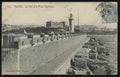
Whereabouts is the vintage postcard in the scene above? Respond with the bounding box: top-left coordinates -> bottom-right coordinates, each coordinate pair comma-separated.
2,2 -> 118,75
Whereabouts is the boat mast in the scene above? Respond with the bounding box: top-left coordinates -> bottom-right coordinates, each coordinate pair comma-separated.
78,11 -> 80,32
78,11 -> 79,26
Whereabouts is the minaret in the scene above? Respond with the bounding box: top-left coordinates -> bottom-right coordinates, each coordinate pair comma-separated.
69,13 -> 74,33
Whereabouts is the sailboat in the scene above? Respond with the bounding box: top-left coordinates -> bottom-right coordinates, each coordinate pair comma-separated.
23,29 -> 27,34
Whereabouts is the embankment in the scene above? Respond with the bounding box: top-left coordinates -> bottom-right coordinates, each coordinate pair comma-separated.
91,34 -> 117,75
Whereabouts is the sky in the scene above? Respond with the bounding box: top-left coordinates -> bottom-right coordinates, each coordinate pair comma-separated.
2,2 -> 117,29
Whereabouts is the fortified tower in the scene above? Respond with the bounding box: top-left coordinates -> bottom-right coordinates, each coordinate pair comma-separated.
69,13 -> 74,33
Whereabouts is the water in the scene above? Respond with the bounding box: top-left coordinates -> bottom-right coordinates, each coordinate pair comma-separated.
94,34 -> 117,74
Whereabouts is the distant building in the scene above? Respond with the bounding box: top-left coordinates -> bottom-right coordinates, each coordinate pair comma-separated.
74,25 -> 80,31
2,24 -> 12,32
74,25 -> 81,33
74,25 -> 107,33
74,25 -> 90,32
46,21 -> 65,28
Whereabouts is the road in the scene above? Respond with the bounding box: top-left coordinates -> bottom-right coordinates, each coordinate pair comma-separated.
31,35 -> 89,75
54,38 -> 90,74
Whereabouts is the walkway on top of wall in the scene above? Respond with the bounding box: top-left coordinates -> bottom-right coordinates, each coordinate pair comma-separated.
31,36 -> 89,75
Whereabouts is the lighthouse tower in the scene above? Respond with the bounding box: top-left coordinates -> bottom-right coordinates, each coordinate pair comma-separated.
69,13 -> 74,33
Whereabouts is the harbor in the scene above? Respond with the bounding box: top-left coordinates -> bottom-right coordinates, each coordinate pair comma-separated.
2,2 -> 118,75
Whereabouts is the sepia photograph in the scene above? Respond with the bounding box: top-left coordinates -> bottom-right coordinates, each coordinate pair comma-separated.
2,2 -> 118,75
